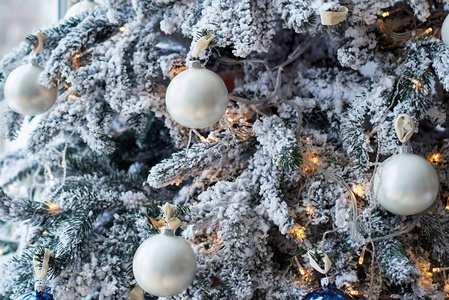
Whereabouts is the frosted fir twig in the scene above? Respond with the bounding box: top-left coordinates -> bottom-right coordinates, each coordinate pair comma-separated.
228,32 -> 323,105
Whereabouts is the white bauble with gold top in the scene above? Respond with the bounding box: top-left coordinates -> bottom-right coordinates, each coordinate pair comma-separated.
132,228 -> 197,297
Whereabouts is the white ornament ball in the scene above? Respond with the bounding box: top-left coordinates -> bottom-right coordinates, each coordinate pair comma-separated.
133,231 -> 196,297
4,64 -> 57,116
442,14 -> 449,46
373,152 -> 439,216
165,66 -> 229,129
65,0 -> 99,19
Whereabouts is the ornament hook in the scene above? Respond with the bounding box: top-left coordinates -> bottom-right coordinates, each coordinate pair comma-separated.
32,32 -> 47,54
149,203 -> 182,231
307,250 -> 332,274
394,114 -> 415,143
33,248 -> 51,292
191,33 -> 215,58
319,6 -> 348,25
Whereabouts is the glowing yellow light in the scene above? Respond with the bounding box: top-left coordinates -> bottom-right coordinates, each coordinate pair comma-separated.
306,137 -> 311,144
227,118 -> 234,123
349,290 -> 359,296
74,53 -> 83,59
195,230 -> 199,234
305,205 -> 314,215
291,226 -> 306,240
47,201 -> 61,214
352,183 -> 370,197
359,246 -> 366,265
353,186 -> 364,197
219,239 -> 223,243
408,77 -> 423,90
425,28 -> 433,34
42,231 -> 47,236
48,173 -> 54,181
433,268 -> 441,272
0,249 -> 4,256
175,181 -> 181,187
428,153 -> 442,164
299,268 -> 305,276
68,95 -> 78,100
120,26 -> 126,32
304,154 -> 319,172
382,12 -> 390,17
444,283 -> 449,292
310,156 -> 319,164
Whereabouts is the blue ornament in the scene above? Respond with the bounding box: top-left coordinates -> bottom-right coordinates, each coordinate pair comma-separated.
17,291 -> 54,300
303,284 -> 355,300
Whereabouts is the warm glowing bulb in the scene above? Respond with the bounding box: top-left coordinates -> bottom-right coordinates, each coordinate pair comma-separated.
292,226 -> 306,240
409,78 -> 423,90
68,94 -> 78,100
0,249 -> 4,256
359,246 -> 366,265
382,11 -> 390,17
353,186 -> 364,197
120,26 -> 126,32
219,239 -> 223,243
299,268 -> 305,276
349,290 -> 359,296
195,230 -> 199,234
48,173 -> 54,181
425,27 -> 432,34
305,205 -> 314,215
433,268 -> 440,272
428,153 -> 442,164
47,200 -> 61,214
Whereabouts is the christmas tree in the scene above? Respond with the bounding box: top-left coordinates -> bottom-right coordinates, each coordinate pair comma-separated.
1,0 -> 449,298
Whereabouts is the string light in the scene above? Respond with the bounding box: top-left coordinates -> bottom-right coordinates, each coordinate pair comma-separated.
352,183 -> 370,197
304,154 -> 319,172
349,290 -> 359,296
305,205 -> 314,215
68,94 -> 78,100
0,249 -> 4,256
48,173 -> 54,181
407,77 -> 423,90
428,153 -> 443,165
382,7 -> 402,18
291,225 -> 306,240
46,200 -> 61,214
433,267 -> 449,272
119,26 -> 126,32
293,256 -> 306,276
359,246 -> 366,265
